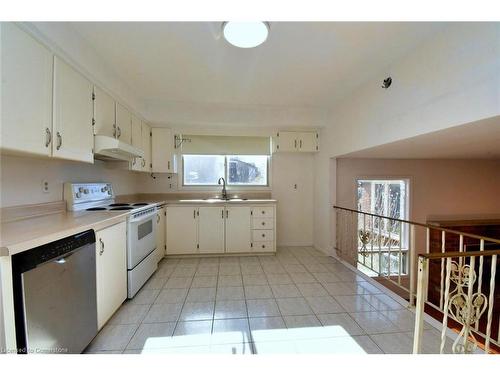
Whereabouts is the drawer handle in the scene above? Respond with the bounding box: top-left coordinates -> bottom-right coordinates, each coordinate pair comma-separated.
56,132 -> 62,150
261,210 -> 265,214
261,222 -> 265,226
45,128 -> 52,147
261,233 -> 265,238
99,238 -> 105,255
261,244 -> 266,249
113,124 -> 117,137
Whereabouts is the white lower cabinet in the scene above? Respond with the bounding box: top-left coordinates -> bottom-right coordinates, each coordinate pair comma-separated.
156,206 -> 166,260
226,206 -> 252,253
166,206 -> 198,254
198,207 -> 225,253
95,221 -> 127,330
165,204 -> 275,255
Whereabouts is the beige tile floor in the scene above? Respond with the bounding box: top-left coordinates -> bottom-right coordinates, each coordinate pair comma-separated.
85,246 -> 450,354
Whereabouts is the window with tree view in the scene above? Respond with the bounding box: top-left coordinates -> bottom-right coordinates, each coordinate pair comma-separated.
183,155 -> 268,186
356,179 -> 409,276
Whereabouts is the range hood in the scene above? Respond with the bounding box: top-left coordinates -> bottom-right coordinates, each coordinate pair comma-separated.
94,135 -> 144,161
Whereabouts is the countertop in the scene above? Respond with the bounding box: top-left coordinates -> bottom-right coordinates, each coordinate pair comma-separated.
0,198 -> 278,256
0,210 -> 129,257
158,199 -> 277,205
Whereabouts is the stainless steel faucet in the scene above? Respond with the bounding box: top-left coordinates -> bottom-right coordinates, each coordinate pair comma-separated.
218,177 -> 228,200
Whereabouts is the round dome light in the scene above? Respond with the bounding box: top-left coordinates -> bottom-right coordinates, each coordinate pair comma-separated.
222,22 -> 269,48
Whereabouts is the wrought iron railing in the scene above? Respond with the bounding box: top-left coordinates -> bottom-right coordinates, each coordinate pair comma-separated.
334,206 -> 500,354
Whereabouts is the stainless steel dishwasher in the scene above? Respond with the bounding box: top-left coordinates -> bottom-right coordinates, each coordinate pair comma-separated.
11,230 -> 98,354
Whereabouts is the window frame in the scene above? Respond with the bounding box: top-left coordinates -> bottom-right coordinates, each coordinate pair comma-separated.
355,177 -> 411,249
181,154 -> 271,189
355,177 -> 411,275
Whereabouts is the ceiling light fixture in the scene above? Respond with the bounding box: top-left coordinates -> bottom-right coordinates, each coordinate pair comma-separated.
222,22 -> 270,48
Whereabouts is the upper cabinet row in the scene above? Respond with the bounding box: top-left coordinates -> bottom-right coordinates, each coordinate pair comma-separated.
1,23 -> 93,163
274,131 -> 319,152
1,23 -> 176,173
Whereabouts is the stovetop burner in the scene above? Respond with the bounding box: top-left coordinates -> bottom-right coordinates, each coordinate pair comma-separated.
132,203 -> 148,206
86,207 -> 107,211
109,203 -> 130,207
110,207 -> 133,211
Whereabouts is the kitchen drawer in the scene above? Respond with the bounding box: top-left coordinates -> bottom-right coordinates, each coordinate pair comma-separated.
252,218 -> 274,230
252,229 -> 274,242
252,206 -> 274,218
253,241 -> 274,252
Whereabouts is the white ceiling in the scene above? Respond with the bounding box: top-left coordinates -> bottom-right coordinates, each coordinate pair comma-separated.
69,22 -> 445,123
338,116 -> 500,159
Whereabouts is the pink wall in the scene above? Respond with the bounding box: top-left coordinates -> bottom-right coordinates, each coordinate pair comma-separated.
335,158 -> 500,257
336,158 -> 500,222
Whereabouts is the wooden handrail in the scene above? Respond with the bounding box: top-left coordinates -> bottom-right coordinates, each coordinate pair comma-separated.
419,249 -> 500,260
333,205 -> 500,245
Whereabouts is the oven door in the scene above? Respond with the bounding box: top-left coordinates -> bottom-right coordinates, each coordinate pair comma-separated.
127,211 -> 157,269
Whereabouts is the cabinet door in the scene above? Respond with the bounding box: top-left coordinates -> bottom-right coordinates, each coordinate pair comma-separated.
93,86 -> 116,138
1,23 -> 53,157
155,207 -> 166,260
198,207 -> 225,253
115,103 -> 132,144
151,127 -> 175,173
276,131 -> 298,152
52,56 -> 94,163
129,115 -> 143,171
141,122 -> 152,172
298,132 -> 318,152
166,206 -> 198,254
225,206 -> 252,253
96,221 -> 127,329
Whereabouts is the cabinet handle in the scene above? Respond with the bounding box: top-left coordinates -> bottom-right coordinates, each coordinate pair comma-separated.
262,222 -> 265,226
261,210 -> 265,214
262,233 -> 265,238
157,213 -> 160,223
142,159 -> 145,167
168,161 -> 170,170
299,139 -> 302,148
132,158 -> 136,166
113,124 -> 117,137
294,139 -> 297,149
221,209 -> 224,219
226,210 -> 229,219
45,128 -> 52,147
117,126 -> 121,138
99,238 -> 105,255
193,209 -> 196,219
262,244 -> 266,249
56,132 -> 62,150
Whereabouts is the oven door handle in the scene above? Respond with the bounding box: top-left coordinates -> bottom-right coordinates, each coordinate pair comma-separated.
129,210 -> 158,223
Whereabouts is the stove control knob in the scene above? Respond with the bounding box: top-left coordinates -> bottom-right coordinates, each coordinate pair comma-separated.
83,189 -> 89,194
76,192 -> 82,198
79,187 -> 84,193
107,190 -> 112,195
101,186 -> 108,192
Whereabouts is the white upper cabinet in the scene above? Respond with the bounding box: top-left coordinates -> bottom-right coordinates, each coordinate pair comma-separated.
1,23 -> 53,157
131,114 -> 142,149
115,103 -> 132,145
141,122 -> 152,172
151,127 -> 176,173
93,86 -> 116,138
198,207 -> 225,253
275,131 -> 319,152
225,206 -> 252,253
52,56 -> 94,163
129,114 -> 143,171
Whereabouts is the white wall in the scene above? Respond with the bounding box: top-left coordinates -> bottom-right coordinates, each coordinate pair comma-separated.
313,22 -> 500,253
0,155 -> 138,207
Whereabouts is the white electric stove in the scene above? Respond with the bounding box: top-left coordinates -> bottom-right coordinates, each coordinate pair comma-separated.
64,182 -> 160,298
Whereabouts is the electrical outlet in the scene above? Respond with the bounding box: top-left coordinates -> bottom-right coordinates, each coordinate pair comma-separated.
42,180 -> 49,193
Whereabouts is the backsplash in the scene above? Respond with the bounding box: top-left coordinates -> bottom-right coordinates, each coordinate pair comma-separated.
0,155 -> 139,208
